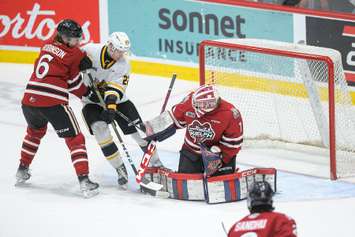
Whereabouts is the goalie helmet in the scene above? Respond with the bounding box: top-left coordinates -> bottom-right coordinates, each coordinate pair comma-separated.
192,84 -> 219,117
57,19 -> 82,38
107,32 -> 131,52
247,181 -> 275,213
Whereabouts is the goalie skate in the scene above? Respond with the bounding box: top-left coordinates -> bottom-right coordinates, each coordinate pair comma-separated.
116,163 -> 128,190
15,164 -> 31,185
79,175 -> 99,198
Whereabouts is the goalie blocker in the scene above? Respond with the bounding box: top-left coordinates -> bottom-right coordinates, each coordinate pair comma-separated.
144,167 -> 277,204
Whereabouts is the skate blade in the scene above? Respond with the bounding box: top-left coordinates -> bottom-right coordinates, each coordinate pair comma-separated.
82,189 -> 99,198
15,178 -> 29,186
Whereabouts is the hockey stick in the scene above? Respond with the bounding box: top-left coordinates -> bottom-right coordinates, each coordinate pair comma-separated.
115,110 -> 146,133
115,73 -> 177,133
221,222 -> 228,236
161,74 -> 177,114
136,73 -> 177,185
86,72 -> 168,197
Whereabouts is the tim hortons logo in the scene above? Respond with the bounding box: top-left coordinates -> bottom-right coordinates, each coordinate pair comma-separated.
187,120 -> 215,143
0,3 -> 91,43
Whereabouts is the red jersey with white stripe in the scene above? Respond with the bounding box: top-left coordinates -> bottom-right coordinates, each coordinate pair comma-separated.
228,211 -> 297,237
171,92 -> 243,164
22,38 -> 87,107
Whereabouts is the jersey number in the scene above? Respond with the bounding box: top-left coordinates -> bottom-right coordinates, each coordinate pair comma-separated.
35,54 -> 54,79
122,75 -> 129,85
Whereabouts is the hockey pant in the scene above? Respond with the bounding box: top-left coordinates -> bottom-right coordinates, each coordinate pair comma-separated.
20,104 -> 89,176
178,148 -> 235,176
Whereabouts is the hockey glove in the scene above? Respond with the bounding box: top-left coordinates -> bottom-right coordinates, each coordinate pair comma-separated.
79,55 -> 93,71
200,144 -> 223,177
100,104 -> 117,124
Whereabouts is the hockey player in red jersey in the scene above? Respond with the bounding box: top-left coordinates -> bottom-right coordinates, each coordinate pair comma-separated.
16,19 -> 99,198
228,181 -> 297,237
144,84 -> 243,176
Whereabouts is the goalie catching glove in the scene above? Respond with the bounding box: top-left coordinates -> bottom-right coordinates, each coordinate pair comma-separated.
144,111 -> 176,142
200,144 -> 223,177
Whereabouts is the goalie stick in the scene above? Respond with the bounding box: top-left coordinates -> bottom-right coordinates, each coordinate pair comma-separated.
135,74 -> 177,185
86,72 -> 168,198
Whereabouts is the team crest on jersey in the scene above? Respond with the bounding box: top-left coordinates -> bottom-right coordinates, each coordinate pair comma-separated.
187,120 -> 215,143
185,111 -> 196,118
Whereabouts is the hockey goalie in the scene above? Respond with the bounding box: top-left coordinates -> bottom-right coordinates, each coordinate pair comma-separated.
146,84 -> 243,176
143,84 -> 276,203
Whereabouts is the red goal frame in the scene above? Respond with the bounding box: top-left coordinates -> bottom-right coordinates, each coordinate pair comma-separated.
199,40 -> 337,180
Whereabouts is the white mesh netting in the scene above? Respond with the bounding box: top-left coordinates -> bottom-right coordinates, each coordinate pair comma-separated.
201,38 -> 355,179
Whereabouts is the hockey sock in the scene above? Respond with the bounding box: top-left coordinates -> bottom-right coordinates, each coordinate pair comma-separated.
98,135 -> 123,168
92,121 -> 123,169
20,126 -> 47,167
65,133 -> 89,176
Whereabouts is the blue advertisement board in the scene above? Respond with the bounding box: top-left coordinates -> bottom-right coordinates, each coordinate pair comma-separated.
108,0 -> 293,63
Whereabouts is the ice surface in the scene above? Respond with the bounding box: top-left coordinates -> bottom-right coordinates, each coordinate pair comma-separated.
1,63 -> 355,237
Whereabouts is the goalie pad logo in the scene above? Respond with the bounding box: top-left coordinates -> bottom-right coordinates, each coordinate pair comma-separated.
187,120 -> 215,143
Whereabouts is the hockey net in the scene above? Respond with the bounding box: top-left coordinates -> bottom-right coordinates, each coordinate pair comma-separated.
199,38 -> 355,180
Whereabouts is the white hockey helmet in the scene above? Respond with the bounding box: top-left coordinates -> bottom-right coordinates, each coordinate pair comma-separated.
107,32 -> 131,52
192,84 -> 220,117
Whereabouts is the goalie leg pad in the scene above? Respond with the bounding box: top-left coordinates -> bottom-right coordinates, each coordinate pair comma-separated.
143,168 -> 205,200
205,168 -> 277,204
143,167 -> 277,203
168,172 -> 205,200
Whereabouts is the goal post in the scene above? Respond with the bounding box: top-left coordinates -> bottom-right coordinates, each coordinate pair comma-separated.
199,38 -> 355,180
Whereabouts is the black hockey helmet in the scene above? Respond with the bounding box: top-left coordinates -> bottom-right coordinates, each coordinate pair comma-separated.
57,19 -> 82,38
247,181 -> 275,213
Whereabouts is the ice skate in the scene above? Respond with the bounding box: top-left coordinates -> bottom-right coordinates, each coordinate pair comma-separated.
116,163 -> 128,190
15,164 -> 31,185
79,175 -> 99,198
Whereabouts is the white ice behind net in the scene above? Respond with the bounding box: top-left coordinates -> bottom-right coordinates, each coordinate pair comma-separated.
203,39 -> 355,178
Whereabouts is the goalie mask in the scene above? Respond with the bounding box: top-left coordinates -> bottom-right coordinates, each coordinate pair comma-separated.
247,181 -> 275,213
192,85 -> 220,118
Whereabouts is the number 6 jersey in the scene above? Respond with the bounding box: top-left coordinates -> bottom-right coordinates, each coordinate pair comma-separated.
22,38 -> 87,107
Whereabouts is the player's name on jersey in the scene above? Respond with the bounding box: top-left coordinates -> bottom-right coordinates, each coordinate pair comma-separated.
234,218 -> 267,231
42,44 -> 67,59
